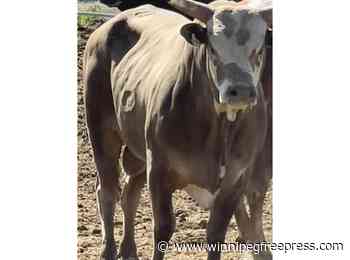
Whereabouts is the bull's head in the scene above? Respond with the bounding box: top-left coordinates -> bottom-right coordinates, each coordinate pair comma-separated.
170,0 -> 272,120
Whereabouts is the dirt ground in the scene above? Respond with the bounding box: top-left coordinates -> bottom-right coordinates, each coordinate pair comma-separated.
77,19 -> 272,260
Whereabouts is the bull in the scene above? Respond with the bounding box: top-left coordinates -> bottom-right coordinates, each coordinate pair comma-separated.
99,0 -> 273,254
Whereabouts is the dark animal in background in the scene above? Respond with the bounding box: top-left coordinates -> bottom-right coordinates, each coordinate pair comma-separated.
100,0 -> 212,11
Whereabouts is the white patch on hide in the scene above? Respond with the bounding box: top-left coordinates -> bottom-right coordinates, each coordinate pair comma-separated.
184,185 -> 220,209
146,148 -> 153,175
226,109 -> 237,122
220,165 -> 226,179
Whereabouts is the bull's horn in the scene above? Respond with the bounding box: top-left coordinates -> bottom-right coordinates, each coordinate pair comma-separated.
236,0 -> 272,29
169,0 -> 214,23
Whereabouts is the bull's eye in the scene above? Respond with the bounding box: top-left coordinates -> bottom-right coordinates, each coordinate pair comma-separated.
208,45 -> 216,55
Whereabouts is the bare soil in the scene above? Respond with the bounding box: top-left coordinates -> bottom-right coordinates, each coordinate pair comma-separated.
77,20 -> 272,260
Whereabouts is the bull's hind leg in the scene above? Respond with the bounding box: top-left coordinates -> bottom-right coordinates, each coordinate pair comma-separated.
234,191 -> 272,260
247,191 -> 272,260
247,192 -> 266,242
119,173 -> 146,260
234,196 -> 253,242
119,148 -> 146,259
93,136 -> 122,260
84,50 -> 122,260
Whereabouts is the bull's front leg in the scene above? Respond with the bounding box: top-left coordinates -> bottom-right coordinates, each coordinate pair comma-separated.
206,191 -> 239,260
146,148 -> 175,260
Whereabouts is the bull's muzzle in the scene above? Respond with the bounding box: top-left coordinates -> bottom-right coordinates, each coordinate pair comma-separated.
219,83 -> 257,108
216,82 -> 257,122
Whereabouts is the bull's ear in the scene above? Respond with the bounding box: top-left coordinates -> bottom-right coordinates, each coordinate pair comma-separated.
180,23 -> 207,46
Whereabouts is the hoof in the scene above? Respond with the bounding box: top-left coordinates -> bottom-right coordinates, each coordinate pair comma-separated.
118,240 -> 138,260
99,241 -> 117,260
117,252 -> 139,260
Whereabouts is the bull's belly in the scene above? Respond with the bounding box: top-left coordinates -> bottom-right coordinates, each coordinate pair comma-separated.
167,151 -> 225,209
184,184 -> 220,209
118,125 -> 146,161
115,102 -> 147,161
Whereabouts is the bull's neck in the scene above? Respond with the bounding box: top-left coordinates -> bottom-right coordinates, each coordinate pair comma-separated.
185,43 -> 218,115
183,43 -> 238,178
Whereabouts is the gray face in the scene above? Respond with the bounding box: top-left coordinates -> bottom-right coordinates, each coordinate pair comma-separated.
207,9 -> 267,107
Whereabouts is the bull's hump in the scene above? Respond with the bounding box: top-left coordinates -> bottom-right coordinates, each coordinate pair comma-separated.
127,4 -> 188,25
130,4 -> 181,18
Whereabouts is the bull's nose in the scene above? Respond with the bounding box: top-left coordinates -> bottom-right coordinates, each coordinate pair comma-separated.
227,84 -> 257,101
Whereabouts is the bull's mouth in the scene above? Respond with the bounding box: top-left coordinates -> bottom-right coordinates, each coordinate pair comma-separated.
214,100 -> 256,122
